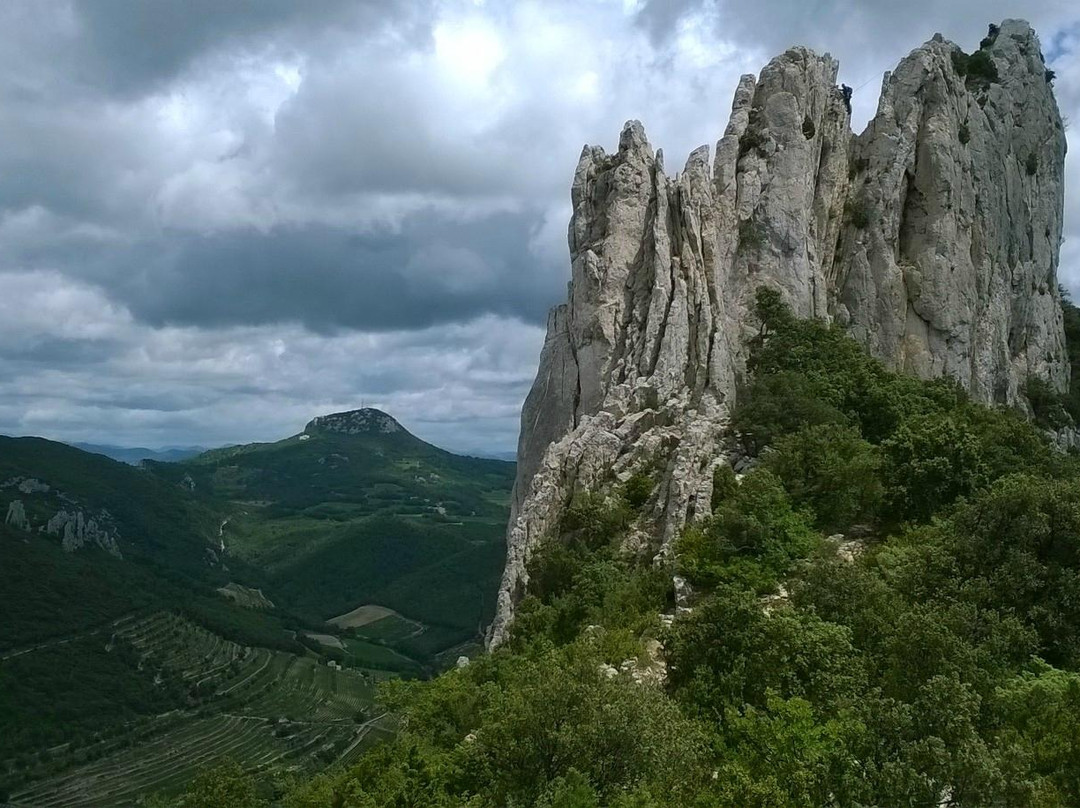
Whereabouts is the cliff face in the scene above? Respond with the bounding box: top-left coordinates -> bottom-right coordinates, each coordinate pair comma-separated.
836,24 -> 1067,403
489,20 -> 1068,647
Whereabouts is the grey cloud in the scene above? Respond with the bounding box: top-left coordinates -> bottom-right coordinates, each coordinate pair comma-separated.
1,0 -> 1079,453
0,271 -> 541,453
634,0 -> 712,45
0,0 -> 427,100
640,0 -> 1075,58
111,212 -> 564,332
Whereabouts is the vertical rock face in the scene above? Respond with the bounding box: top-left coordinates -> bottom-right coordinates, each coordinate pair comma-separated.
488,20 -> 1068,647
835,21 -> 1067,402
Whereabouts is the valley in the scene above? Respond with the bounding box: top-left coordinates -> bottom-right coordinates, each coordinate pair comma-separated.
0,409 -> 513,804
5,612 -> 395,807
149,408 -> 514,665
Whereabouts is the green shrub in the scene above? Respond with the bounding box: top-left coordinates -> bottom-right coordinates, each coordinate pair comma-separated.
622,472 -> 654,511
802,115 -> 816,140
678,469 -> 817,592
518,550 -> 669,649
951,48 -> 970,77
966,49 -> 1000,89
959,123 -> 970,144
738,217 -> 765,250
944,475 -> 1080,664
733,371 -> 848,454
881,413 -> 987,523
1025,376 -> 1071,429
952,45 -> 999,91
561,492 -> 632,551
765,423 -> 883,532
666,587 -> 864,714
181,760 -> 265,808
711,463 -> 739,511
845,197 -> 870,229
1026,152 -> 1039,176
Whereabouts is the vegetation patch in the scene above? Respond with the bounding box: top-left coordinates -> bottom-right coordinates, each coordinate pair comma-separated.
951,40 -> 1000,92
738,126 -> 768,159
845,196 -> 871,229
738,217 -> 765,250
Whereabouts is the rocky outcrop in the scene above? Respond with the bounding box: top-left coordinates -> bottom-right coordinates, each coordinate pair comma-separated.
306,408 -> 403,436
1,477 -> 51,495
45,509 -> 122,558
1051,426 -> 1080,453
834,22 -> 1067,402
5,500 -> 30,531
488,21 -> 1068,647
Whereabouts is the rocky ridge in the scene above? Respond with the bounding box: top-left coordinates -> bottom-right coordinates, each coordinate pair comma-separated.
488,20 -> 1069,647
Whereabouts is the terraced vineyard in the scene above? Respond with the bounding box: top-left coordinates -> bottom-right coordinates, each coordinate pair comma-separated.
7,613 -> 395,807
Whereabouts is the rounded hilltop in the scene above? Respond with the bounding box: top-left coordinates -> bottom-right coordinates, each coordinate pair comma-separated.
303,408 -> 405,436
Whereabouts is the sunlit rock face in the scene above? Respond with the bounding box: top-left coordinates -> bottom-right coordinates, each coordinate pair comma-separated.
488,20 -> 1068,648
835,21 -> 1067,404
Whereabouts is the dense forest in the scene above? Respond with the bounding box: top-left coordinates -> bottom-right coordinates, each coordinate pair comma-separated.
155,290 -> 1080,807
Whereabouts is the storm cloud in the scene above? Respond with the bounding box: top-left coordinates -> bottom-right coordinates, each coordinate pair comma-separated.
1,0 -> 1079,453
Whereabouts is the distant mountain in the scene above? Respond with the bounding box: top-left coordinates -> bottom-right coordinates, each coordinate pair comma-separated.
69,441 -> 207,465
465,449 -> 518,462
147,408 -> 516,664
0,409 -> 512,801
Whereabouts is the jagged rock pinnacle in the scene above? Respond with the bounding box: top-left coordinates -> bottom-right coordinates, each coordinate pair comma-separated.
487,20 -> 1068,648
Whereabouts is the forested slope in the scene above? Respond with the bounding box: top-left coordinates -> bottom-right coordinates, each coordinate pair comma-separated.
181,290 -> 1080,808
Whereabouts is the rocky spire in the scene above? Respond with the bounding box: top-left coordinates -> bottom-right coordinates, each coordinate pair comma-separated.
834,21 -> 1067,402
488,20 -> 1068,648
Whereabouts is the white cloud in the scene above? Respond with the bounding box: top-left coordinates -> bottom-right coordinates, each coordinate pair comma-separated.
0,269 -> 541,452
1,0 -> 1079,450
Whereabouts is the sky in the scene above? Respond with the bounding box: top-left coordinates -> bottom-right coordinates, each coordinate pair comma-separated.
1,0 -> 1079,456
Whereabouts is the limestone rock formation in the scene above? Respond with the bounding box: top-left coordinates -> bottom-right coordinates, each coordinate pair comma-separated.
835,22 -> 1067,402
305,408 -> 403,436
5,500 -> 30,531
45,509 -> 122,558
488,20 -> 1068,647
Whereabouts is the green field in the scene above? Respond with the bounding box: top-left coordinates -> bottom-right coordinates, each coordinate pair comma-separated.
4,612 -> 394,807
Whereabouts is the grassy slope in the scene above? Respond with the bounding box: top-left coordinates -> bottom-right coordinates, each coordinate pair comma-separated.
4,612 -> 389,806
0,439 -> 340,773
0,423 -> 513,800
149,417 -> 515,654
0,436 -> 222,584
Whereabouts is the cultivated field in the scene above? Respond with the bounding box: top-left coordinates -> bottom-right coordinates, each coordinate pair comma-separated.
326,603 -> 402,629
7,612 -> 394,807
